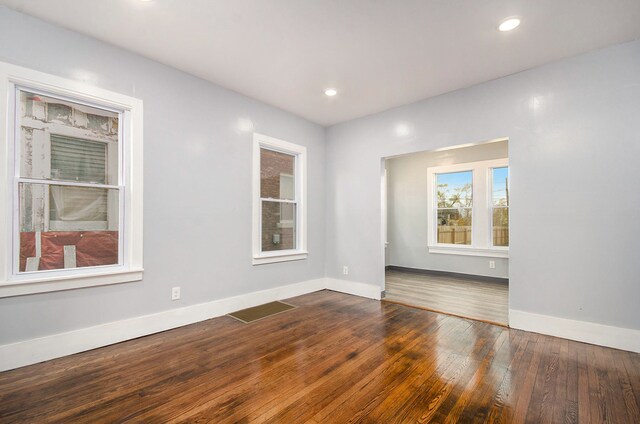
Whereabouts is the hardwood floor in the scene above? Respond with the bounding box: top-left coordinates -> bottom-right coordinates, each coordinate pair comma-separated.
386,269 -> 509,325
1,290 -> 639,423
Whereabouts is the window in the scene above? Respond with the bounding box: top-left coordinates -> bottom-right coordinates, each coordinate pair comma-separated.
252,133 -> 307,265
491,167 -> 509,247
427,158 -> 508,258
0,61 -> 143,297
436,171 -> 473,245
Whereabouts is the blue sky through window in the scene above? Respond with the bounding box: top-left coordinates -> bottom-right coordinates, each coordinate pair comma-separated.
437,170 -> 472,207
492,167 -> 509,206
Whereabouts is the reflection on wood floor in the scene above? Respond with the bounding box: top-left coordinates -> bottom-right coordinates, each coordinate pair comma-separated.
1,290 -> 639,423
385,269 -> 509,325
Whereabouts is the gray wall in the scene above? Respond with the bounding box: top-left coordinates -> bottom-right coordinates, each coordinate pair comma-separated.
1,6 -> 639,345
0,7 -> 326,344
386,141 -> 509,278
326,39 -> 640,330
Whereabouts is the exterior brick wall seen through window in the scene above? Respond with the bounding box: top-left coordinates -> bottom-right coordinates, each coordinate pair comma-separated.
260,148 -> 295,252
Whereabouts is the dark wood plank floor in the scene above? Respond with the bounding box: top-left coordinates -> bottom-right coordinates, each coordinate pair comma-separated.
386,269 -> 509,325
1,290 -> 639,423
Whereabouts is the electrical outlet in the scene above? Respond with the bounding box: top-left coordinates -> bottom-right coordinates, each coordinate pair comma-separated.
171,286 -> 181,300
489,261 -> 495,269
342,266 -> 349,275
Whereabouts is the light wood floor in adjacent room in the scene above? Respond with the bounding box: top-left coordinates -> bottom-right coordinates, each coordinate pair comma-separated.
385,269 -> 509,325
2,290 -> 640,423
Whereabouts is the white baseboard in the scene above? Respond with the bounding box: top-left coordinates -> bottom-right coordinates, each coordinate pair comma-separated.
0,278 -> 327,372
325,278 -> 382,300
509,309 -> 640,353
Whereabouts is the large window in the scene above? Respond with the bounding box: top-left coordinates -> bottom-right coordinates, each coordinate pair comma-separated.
0,61 -> 143,297
252,133 -> 307,265
427,158 -> 508,257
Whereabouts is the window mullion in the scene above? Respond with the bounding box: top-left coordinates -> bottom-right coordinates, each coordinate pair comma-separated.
260,198 -> 297,204
16,177 -> 120,190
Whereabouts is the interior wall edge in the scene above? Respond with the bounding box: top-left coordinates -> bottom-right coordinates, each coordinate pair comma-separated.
509,308 -> 640,353
325,278 -> 382,300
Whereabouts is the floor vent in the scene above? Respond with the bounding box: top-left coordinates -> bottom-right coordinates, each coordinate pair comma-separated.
228,301 -> 296,323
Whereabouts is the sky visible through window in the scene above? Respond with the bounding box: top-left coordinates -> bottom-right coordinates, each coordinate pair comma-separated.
492,167 -> 509,206
437,170 -> 472,207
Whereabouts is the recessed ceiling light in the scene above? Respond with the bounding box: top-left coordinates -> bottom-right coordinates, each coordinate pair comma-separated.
324,88 -> 337,97
498,17 -> 521,32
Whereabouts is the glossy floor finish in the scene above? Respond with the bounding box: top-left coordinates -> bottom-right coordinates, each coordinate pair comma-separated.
386,269 -> 509,325
1,291 -> 639,423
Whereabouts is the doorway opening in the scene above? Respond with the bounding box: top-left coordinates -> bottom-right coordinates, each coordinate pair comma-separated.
382,138 -> 509,326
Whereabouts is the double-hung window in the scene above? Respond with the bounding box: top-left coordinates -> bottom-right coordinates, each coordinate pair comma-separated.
0,61 -> 143,297
252,133 -> 307,265
427,158 -> 508,257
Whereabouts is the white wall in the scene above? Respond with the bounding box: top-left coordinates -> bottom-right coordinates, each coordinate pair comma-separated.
0,6 -> 326,345
326,39 -> 640,331
386,141 -> 509,278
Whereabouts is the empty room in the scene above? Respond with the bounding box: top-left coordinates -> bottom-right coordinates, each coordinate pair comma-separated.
0,1 -> 639,423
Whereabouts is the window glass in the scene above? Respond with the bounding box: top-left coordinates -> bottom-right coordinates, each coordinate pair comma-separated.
19,91 -> 118,183
437,171 -> 472,208
18,183 -> 119,272
492,167 -> 509,246
437,171 -> 472,245
16,90 -> 120,273
51,136 -> 108,184
492,167 -> 509,206
260,148 -> 295,200
261,201 -> 296,251
492,208 -> 509,247
437,209 -> 472,245
259,147 -> 297,253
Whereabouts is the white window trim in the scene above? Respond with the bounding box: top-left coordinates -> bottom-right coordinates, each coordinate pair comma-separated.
0,61 -> 143,297
427,158 -> 508,258
252,133 -> 307,265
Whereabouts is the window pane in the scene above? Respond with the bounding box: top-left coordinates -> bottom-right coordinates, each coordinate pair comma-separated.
49,186 -> 111,225
260,148 -> 295,200
492,167 -> 509,206
261,201 -> 296,252
493,207 -> 509,247
18,90 -> 119,184
51,136 -> 107,184
18,183 -> 119,272
437,208 -> 472,245
437,171 -> 472,208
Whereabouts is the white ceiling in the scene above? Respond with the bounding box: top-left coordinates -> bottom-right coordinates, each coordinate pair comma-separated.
2,0 -> 640,126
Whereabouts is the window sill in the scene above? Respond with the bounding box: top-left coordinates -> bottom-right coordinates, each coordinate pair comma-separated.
252,251 -> 308,265
428,245 -> 508,258
0,268 -> 144,298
